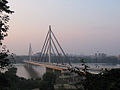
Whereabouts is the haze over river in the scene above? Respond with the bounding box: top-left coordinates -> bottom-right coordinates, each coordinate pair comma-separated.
16,64 -> 46,79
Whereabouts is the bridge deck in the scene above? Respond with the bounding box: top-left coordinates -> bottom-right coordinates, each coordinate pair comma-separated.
24,60 -> 68,71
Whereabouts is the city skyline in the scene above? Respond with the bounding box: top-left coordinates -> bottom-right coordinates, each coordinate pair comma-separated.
4,0 -> 120,55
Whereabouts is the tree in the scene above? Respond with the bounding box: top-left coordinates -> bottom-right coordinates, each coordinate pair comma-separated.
0,0 -> 14,70
68,59 -> 120,90
41,72 -> 57,90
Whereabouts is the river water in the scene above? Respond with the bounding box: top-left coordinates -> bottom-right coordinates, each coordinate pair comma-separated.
73,63 -> 120,69
15,63 -> 120,79
16,64 -> 46,79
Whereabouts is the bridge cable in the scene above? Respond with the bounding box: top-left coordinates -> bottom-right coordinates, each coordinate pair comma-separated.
44,43 -> 49,62
39,31 -> 49,61
51,37 -> 64,64
40,37 -> 49,62
51,31 -> 71,65
51,42 -> 58,63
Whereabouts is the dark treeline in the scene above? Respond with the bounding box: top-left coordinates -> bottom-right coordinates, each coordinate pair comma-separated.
68,65 -> 120,90
1,64 -> 120,90
14,54 -> 120,64
0,67 -> 56,90
69,55 -> 120,63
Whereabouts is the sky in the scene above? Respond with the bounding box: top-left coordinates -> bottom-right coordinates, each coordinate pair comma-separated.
4,0 -> 120,55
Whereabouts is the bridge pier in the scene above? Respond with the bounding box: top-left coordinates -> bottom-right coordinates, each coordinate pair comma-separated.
25,62 -> 32,68
46,67 -> 62,75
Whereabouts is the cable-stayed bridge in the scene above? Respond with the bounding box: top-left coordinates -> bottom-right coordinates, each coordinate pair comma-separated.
24,25 -> 71,73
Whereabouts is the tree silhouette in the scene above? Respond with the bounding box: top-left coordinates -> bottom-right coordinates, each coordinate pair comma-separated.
0,0 -> 14,70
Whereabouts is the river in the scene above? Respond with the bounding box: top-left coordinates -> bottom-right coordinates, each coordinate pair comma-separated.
15,63 -> 120,79
16,64 -> 46,79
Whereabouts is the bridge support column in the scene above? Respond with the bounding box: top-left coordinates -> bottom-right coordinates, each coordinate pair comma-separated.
25,63 -> 32,68
46,67 -> 62,75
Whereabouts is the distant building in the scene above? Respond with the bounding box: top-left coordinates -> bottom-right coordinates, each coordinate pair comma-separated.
95,53 -> 107,59
118,55 -> 120,60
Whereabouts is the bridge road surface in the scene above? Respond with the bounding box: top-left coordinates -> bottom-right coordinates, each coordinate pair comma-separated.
24,60 -> 68,71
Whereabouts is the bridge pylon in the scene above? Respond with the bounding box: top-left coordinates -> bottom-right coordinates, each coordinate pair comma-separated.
28,43 -> 33,61
39,25 -> 70,65
48,25 -> 52,64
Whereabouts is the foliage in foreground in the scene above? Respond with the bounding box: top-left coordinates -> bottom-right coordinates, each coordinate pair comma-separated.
0,66 -> 120,90
84,69 -> 120,90
0,67 -> 56,90
69,63 -> 120,90
0,0 -> 14,71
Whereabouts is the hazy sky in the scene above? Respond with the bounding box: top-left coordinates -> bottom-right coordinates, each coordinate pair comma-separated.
4,0 -> 120,55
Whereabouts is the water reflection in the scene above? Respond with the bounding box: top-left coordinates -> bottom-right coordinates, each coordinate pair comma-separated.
16,64 -> 46,79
